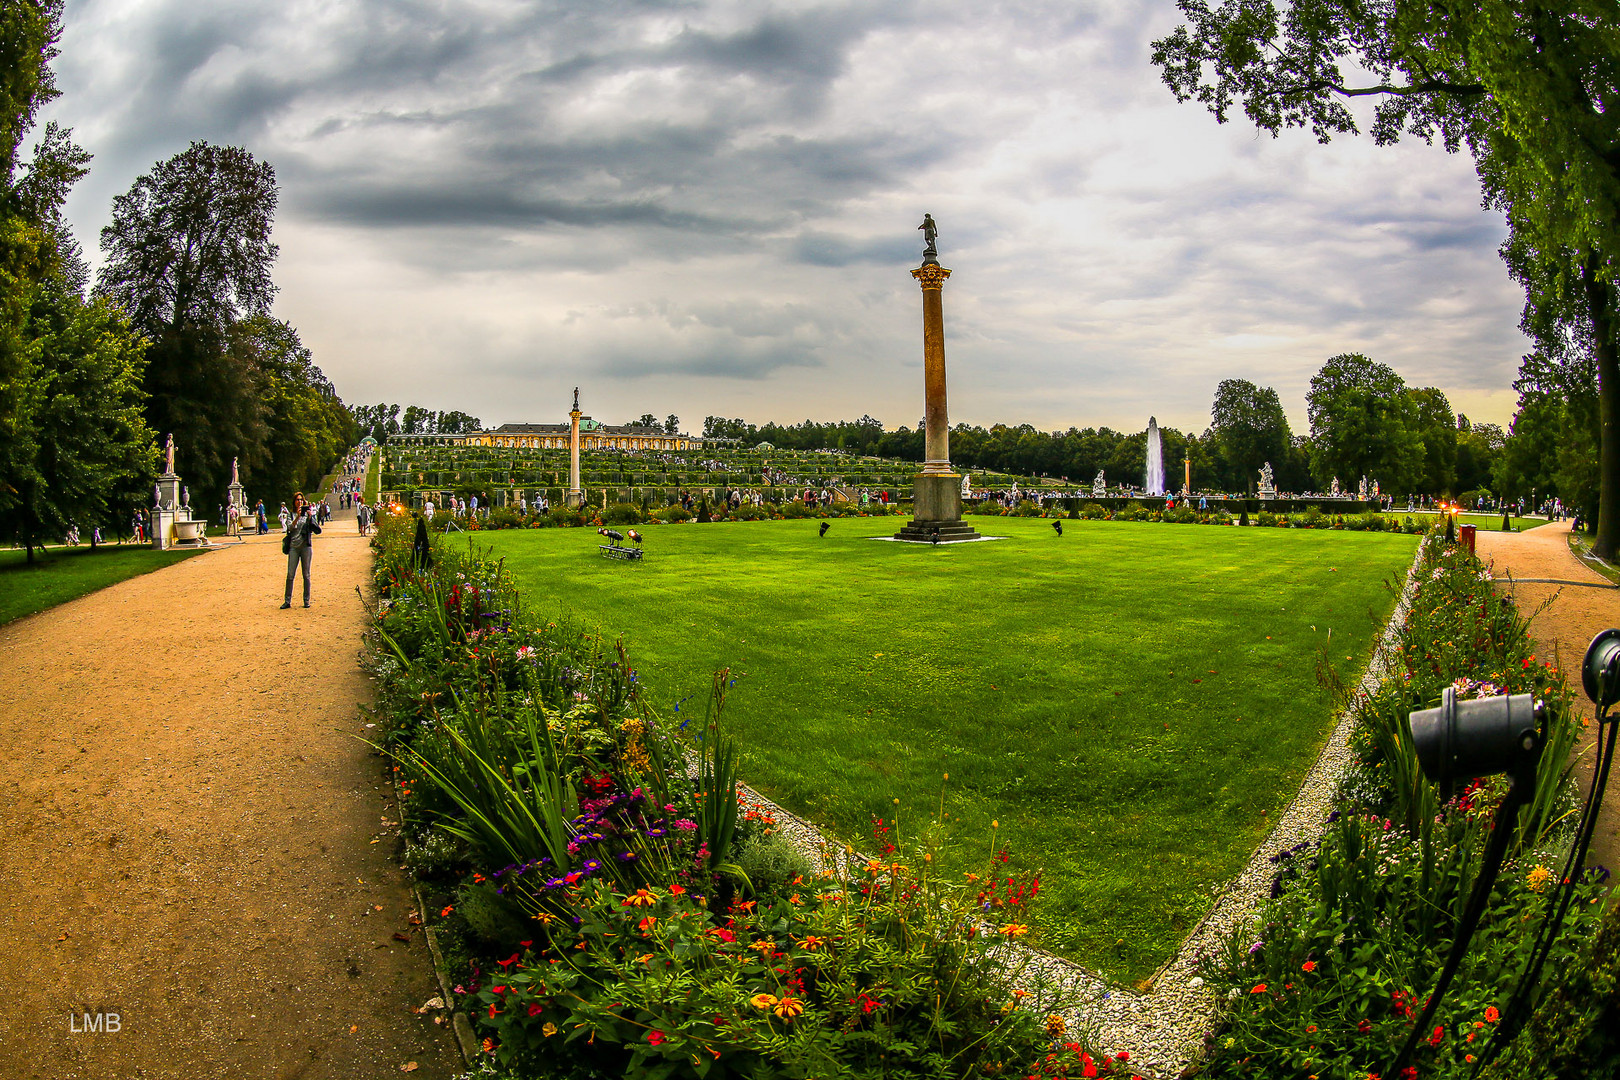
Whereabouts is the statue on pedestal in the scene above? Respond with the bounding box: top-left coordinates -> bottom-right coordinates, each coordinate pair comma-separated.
164,433 -> 176,474
231,456 -> 240,485
1258,462 -> 1275,494
1331,476 -> 1340,497
918,213 -> 938,262
1093,469 -> 1106,497
961,473 -> 971,499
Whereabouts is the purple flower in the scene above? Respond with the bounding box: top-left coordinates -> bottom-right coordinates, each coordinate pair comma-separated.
616,851 -> 639,863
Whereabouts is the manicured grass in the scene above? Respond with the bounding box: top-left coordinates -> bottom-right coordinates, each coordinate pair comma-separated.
364,453 -> 380,504
1453,513 -> 1539,532
0,544 -> 204,626
477,517 -> 1417,982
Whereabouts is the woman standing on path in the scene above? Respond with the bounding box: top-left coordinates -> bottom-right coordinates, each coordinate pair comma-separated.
281,493 -> 322,609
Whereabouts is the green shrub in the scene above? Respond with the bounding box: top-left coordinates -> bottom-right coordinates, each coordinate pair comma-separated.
733,832 -> 815,897
1010,499 -> 1042,517
1079,501 -> 1108,519
547,505 -> 583,527
489,507 -> 522,530
602,502 -> 643,526
663,505 -> 693,523
780,501 -> 817,519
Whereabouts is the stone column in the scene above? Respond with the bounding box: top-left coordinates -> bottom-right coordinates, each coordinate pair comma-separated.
566,408 -> 583,507
912,262 -> 953,474
895,257 -> 977,542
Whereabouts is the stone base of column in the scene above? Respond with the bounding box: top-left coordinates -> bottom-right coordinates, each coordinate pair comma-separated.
565,491 -> 583,508
894,472 -> 979,542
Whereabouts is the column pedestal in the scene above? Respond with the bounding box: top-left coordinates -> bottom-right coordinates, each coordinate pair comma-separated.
894,473 -> 980,542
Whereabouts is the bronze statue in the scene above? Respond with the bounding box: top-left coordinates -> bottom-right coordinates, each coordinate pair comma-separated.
573,386 -> 580,411
918,213 -> 938,262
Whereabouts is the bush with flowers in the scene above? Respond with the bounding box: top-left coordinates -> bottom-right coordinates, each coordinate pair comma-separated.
1186,533 -> 1613,1079
364,511 -> 1135,1079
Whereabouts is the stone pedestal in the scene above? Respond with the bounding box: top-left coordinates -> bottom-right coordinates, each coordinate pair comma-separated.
894,472 -> 981,542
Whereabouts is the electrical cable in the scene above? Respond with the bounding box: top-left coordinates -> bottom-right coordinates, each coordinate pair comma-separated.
1471,661 -> 1618,1075
1386,763 -> 1533,1078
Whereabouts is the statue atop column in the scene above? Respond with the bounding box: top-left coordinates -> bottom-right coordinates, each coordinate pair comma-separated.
231,456 -> 240,485
918,213 -> 939,264
573,386 -> 580,411
164,433 -> 176,474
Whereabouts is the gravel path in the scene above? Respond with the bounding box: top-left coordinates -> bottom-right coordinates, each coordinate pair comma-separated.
1476,519 -> 1620,873
0,529 -> 458,1079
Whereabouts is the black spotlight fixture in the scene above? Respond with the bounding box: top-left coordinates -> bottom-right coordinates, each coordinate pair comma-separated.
1391,629 -> 1620,1078
1408,687 -> 1543,800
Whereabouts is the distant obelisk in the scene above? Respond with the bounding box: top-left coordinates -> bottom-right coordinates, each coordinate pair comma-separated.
565,387 -> 584,508
895,214 -> 979,543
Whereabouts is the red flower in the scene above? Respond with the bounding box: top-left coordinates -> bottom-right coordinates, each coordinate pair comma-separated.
497,953 -> 520,969
527,1003 -> 544,1017
647,1030 -> 667,1046
1484,1006 -> 1500,1023
1358,1019 -> 1373,1034
1428,1025 -> 1444,1047
1302,960 -> 1317,973
1250,984 -> 1268,994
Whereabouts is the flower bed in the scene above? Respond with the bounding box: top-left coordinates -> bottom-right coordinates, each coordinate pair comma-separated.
364,512 -> 1140,1079
1180,535 -> 1614,1079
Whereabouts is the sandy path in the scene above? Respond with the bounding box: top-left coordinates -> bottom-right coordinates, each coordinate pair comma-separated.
1476,521 -> 1620,872
0,528 -> 459,1079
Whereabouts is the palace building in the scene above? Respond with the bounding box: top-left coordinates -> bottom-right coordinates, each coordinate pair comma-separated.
390,418 -> 701,451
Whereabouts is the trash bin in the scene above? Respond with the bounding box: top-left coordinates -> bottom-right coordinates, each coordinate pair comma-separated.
1459,523 -> 1476,554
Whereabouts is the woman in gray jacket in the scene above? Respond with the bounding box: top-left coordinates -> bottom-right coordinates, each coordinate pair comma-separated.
281,492 -> 322,608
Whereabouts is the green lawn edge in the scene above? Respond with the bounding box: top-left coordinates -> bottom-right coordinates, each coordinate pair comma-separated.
0,544 -> 206,627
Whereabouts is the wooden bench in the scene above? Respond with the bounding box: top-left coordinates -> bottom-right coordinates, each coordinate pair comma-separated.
598,544 -> 643,561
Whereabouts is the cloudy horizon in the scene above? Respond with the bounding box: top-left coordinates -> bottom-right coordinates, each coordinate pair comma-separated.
42,0 -> 1529,439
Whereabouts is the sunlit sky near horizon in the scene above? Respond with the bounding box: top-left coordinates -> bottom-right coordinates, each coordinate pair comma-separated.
43,0 -> 1530,438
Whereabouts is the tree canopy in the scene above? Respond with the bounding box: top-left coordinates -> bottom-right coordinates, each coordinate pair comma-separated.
94,143 -> 348,513
0,0 -> 154,559
1306,354 -> 1424,493
1152,0 -> 1620,550
1208,378 -> 1293,492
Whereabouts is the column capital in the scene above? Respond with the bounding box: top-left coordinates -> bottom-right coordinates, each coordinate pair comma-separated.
911,263 -> 952,291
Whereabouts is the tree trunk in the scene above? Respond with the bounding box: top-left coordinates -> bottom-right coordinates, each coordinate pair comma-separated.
1584,258 -> 1620,560
24,541 -> 34,564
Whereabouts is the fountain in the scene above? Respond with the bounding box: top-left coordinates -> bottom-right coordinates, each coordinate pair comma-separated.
1144,417 -> 1164,496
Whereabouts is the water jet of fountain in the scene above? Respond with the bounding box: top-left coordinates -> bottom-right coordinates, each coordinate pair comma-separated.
1144,417 -> 1164,495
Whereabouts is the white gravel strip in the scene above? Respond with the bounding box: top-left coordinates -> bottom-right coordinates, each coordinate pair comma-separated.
715,536 -> 1429,1079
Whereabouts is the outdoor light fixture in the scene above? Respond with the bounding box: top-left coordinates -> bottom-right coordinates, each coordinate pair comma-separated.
1408,687 -> 1542,796
1389,629 -> 1620,1078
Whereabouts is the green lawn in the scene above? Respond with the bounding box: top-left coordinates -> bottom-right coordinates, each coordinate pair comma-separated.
1454,513 -> 1539,532
0,543 -> 204,626
478,517 -> 1417,982
364,452 -> 380,503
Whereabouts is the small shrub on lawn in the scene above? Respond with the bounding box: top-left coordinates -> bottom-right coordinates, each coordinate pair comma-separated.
601,502 -> 643,525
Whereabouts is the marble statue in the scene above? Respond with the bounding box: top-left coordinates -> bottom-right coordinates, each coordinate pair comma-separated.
164,433 -> 175,474
1093,469 -> 1106,497
231,456 -> 239,485
1331,476 -> 1340,497
1259,462 -> 1274,491
961,473 -> 971,498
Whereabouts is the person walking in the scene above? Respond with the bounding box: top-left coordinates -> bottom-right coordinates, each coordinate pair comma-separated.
281,493 -> 322,609
278,502 -> 290,532
255,499 -> 267,534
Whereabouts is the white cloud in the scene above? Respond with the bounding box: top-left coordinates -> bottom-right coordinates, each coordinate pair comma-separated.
45,0 -> 1529,435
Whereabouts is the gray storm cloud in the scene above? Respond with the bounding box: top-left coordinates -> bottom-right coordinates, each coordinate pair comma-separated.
43,0 -> 1527,431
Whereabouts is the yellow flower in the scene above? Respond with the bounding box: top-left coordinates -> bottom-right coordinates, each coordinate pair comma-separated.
797,935 -> 825,951
542,1023 -> 558,1037
772,996 -> 805,1020
1046,1014 -> 1066,1037
622,888 -> 659,907
748,940 -> 775,955
1527,865 -> 1553,892
636,953 -> 654,964
749,993 -> 779,1010
1001,923 -> 1031,938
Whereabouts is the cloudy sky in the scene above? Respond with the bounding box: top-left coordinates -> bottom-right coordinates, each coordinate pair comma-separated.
42,0 -> 1529,436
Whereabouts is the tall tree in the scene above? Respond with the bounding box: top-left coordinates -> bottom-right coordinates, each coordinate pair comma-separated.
1207,378 -> 1292,492
95,142 -> 280,512
1306,354 -> 1425,493
1152,1 -> 1620,552
1408,386 -> 1459,495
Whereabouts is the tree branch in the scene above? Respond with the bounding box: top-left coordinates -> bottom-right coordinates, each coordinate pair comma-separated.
1270,78 -> 1486,100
